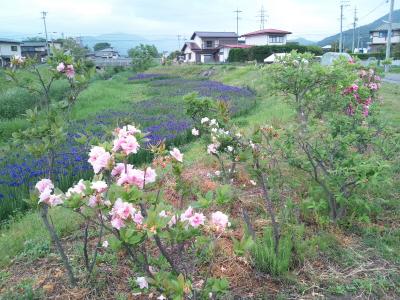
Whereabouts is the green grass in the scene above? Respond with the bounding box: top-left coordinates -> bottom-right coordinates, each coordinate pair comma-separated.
71,71 -> 148,120
380,83 -> 400,128
0,207 -> 82,267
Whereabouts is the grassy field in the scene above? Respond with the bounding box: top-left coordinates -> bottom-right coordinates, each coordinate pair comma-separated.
0,64 -> 399,299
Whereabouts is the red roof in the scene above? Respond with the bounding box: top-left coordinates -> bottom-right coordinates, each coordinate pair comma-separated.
220,44 -> 253,49
241,29 -> 292,37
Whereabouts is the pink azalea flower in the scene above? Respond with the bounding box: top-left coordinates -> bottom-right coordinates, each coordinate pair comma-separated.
111,198 -> 136,220
111,163 -> 126,177
207,144 -> 218,154
35,179 -> 54,194
111,217 -> 125,230
133,212 -> 144,225
119,125 -> 141,136
211,211 -> 230,231
363,105 -> 369,117
181,206 -> 193,222
189,213 -> 206,228
56,62 -> 65,72
88,146 -> 111,174
91,180 -> 108,193
88,195 -> 100,207
136,277 -> 148,289
47,194 -> 64,207
38,187 -> 53,204
144,167 -> 157,185
113,135 -> 140,155
65,64 -> 75,79
351,84 -> 359,92
170,147 -> 183,162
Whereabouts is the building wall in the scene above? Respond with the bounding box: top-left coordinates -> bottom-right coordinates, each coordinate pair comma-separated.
193,35 -> 238,49
245,34 -> 287,46
183,47 -> 197,63
0,43 -> 21,57
219,48 -> 231,63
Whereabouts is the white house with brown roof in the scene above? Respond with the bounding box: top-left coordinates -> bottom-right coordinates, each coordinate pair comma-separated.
241,29 -> 292,46
181,31 -> 239,63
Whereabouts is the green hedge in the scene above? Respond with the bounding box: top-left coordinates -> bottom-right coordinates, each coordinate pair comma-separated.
353,52 -> 400,60
228,45 -> 324,62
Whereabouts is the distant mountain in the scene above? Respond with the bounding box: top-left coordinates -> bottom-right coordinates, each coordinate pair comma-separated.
288,37 -> 316,46
318,9 -> 400,49
81,33 -> 178,55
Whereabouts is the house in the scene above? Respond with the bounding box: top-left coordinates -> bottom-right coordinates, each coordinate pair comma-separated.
241,29 -> 292,46
181,31 -> 238,63
21,41 -> 63,60
95,47 -> 119,59
369,23 -> 400,53
0,38 -> 21,67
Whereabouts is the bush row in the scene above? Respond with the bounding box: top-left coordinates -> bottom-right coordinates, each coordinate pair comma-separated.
228,45 -> 324,62
353,52 -> 400,60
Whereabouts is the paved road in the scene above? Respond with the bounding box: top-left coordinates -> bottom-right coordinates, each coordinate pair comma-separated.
383,73 -> 400,84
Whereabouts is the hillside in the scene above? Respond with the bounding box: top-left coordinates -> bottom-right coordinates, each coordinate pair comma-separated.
288,37 -> 316,45
318,9 -> 400,49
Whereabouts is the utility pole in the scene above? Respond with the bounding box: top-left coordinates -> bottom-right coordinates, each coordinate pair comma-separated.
339,1 -> 349,53
352,7 -> 358,53
385,0 -> 395,72
41,11 -> 50,56
233,8 -> 242,37
258,5 -> 266,30
177,34 -> 182,50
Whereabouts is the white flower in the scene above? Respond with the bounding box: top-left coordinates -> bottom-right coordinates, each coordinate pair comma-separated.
192,128 -> 199,136
91,181 -> 108,193
136,277 -> 148,289
215,170 -> 221,176
210,119 -> 218,126
102,240 -> 109,248
235,132 -> 242,138
159,210 -> 167,217
211,128 -> 218,133
157,295 -> 167,300
250,180 -> 257,186
201,117 -> 209,124
227,146 -> 233,152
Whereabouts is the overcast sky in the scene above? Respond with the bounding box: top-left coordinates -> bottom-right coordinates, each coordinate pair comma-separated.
0,0 -> 398,41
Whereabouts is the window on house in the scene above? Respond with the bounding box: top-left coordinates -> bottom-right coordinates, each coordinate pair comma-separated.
215,40 -> 219,47
206,40 -> 213,48
188,53 -> 192,60
269,36 -> 284,43
378,31 -> 387,38
11,45 -> 18,51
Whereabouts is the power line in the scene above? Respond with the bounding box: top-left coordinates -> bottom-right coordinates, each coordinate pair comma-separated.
358,0 -> 387,21
233,8 -> 242,36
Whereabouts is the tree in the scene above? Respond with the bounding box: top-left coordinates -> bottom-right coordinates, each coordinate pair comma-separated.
167,50 -> 181,60
93,42 -> 111,51
61,38 -> 89,60
128,44 -> 159,72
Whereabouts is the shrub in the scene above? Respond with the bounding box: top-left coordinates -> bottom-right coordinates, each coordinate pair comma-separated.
251,227 -> 292,276
228,45 -> 323,62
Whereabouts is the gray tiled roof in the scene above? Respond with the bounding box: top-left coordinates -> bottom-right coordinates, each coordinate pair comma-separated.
192,31 -> 238,38
0,38 -> 20,44
372,23 -> 400,31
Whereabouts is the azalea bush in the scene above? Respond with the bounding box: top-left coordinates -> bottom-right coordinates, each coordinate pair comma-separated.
267,52 -> 390,221
33,124 -> 232,299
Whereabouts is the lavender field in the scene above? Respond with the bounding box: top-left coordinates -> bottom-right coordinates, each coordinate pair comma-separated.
0,72 -> 256,220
